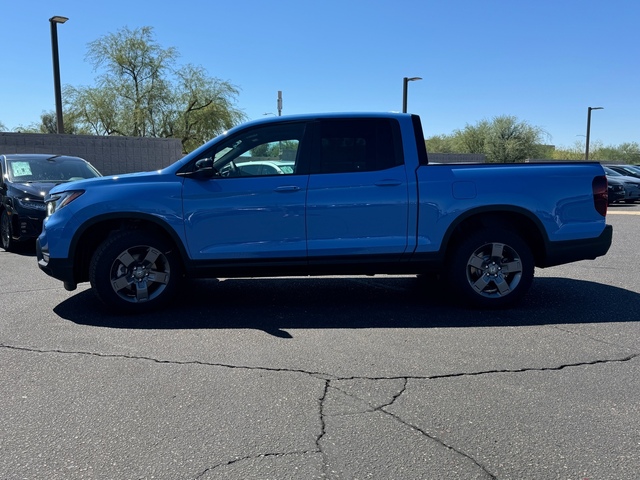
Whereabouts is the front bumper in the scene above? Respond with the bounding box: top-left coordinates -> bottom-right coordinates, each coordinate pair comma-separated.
7,210 -> 44,242
36,236 -> 77,288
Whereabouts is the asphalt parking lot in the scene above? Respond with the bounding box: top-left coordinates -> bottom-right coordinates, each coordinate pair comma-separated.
1,203 -> 639,479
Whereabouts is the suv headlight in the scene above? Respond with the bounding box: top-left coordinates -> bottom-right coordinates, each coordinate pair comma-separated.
16,197 -> 46,211
46,190 -> 85,217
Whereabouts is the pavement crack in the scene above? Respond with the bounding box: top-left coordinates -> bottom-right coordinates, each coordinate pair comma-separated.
2,343 -> 332,479
0,343 -> 335,379
424,352 -> 639,380
4,342 -> 637,479
192,450 -> 319,479
323,378 -> 496,479
380,403 -> 498,479
379,377 -> 408,409
3,343 -> 636,382
332,352 -> 640,382
317,379 -> 330,477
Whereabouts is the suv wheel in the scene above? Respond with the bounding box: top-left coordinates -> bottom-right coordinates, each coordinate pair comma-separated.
1,210 -> 15,252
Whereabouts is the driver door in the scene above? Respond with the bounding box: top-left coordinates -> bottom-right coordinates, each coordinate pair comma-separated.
181,122 -> 310,261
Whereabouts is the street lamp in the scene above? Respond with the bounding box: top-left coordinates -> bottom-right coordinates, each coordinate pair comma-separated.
277,90 -> 282,116
585,106 -> 603,160
402,76 -> 422,113
49,15 -> 68,134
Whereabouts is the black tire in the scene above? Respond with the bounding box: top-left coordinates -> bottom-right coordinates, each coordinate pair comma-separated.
1,210 -> 16,252
89,230 -> 182,313
447,228 -> 534,308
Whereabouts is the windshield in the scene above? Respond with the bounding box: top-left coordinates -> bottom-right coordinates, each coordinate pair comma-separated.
7,157 -> 101,183
604,167 -> 621,176
620,165 -> 640,174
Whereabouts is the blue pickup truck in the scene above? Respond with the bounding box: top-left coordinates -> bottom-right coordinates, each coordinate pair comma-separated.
36,113 -> 612,312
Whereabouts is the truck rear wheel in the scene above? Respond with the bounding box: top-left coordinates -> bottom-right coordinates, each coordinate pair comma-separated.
447,228 -> 534,308
89,230 -> 181,313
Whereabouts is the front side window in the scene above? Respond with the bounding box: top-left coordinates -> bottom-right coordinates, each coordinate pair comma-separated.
196,123 -> 306,177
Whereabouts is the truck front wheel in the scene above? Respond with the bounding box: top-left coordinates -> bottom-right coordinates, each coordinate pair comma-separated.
447,228 -> 534,308
89,230 -> 181,313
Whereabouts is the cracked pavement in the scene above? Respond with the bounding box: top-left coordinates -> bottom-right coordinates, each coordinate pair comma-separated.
2,342 -> 638,479
1,214 -> 640,479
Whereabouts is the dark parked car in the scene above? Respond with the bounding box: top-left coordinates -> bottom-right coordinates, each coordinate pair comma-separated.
0,154 -> 101,251
606,177 -> 626,204
603,166 -> 640,204
607,164 -> 640,179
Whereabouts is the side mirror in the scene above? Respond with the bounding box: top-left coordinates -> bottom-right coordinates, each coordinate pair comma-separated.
195,158 -> 213,169
176,158 -> 219,179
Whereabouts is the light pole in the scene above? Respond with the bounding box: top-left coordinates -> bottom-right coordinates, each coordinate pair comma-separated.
277,90 -> 282,116
585,106 -> 603,160
49,15 -> 68,134
402,76 -> 422,113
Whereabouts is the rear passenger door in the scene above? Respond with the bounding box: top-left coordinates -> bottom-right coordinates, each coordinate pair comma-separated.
305,118 -> 410,261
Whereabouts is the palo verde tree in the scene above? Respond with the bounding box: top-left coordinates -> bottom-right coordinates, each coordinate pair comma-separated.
452,119 -> 491,154
64,26 -> 245,152
484,115 -> 547,163
552,140 -> 640,163
426,116 -> 547,163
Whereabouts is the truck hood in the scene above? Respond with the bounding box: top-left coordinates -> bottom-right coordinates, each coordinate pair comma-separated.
47,170 -> 167,196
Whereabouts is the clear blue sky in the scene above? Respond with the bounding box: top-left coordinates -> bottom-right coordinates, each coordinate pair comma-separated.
1,0 -> 638,148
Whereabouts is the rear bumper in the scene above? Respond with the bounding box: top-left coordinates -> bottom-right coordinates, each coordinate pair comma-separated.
540,224 -> 613,268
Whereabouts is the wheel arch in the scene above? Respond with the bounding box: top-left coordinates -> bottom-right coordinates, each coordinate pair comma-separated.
441,206 -> 549,267
68,213 -> 188,285
0,201 -> 18,228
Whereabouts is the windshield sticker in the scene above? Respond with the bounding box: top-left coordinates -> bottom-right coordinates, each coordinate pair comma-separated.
11,162 -> 33,177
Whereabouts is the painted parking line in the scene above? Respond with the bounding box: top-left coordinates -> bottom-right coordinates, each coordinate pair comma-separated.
608,210 -> 640,215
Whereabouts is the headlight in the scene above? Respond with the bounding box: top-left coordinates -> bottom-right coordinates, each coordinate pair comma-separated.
46,190 -> 85,217
16,198 -> 46,211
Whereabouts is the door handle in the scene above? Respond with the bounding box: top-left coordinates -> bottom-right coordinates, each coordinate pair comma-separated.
274,185 -> 301,192
374,179 -> 403,187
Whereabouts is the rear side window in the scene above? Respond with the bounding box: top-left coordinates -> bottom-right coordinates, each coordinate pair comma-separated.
315,119 -> 403,174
